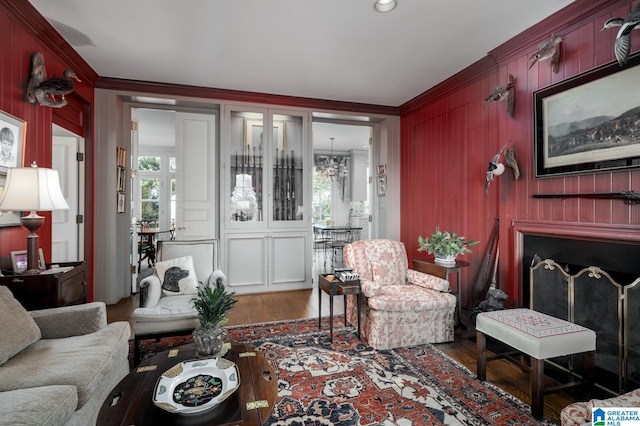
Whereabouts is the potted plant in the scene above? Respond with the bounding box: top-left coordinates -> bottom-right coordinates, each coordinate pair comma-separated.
417,226 -> 479,266
191,282 -> 238,357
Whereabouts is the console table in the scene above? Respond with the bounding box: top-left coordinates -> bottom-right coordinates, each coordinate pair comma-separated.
0,261 -> 86,310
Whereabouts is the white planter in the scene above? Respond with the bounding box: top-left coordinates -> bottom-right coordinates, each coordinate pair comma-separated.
434,253 -> 457,266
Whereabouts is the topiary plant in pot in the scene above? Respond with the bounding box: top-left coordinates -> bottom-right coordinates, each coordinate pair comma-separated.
417,226 -> 479,266
191,282 -> 237,357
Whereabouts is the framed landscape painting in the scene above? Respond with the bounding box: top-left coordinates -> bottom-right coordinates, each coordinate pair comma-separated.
534,53 -> 640,178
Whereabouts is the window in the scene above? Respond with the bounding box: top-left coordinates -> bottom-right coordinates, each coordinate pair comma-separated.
312,168 -> 331,224
140,178 -> 160,221
138,156 -> 161,172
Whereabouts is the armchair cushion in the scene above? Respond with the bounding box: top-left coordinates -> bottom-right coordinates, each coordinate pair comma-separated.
406,269 -> 450,293
155,255 -> 199,296
0,286 -> 41,366
369,285 -> 455,311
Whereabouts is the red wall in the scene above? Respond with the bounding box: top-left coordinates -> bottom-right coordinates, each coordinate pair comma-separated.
0,1 -> 97,296
400,0 -> 640,309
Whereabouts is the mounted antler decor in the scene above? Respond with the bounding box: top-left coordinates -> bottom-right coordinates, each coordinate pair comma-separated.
26,52 -> 80,108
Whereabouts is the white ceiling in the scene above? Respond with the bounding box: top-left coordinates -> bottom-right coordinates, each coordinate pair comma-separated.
29,0 -> 574,108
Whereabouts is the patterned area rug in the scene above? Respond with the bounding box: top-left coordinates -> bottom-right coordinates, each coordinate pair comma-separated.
134,316 -> 552,425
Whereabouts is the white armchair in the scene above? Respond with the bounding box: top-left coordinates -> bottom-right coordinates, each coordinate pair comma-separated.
131,239 -> 226,364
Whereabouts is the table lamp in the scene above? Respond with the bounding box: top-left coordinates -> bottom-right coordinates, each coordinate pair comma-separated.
0,162 -> 69,273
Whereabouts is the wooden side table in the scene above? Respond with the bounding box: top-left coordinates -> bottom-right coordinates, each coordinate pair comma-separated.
318,274 -> 361,340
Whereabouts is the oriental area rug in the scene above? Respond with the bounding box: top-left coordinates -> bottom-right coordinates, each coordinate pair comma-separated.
134,316 -> 552,426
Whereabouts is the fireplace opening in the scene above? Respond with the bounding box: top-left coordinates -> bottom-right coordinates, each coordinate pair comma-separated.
522,235 -> 640,307
523,234 -> 640,394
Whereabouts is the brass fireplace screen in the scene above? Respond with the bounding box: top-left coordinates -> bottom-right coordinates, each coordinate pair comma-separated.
530,258 -> 640,395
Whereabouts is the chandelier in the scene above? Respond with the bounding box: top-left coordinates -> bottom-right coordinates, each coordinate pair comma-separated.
320,138 -> 348,180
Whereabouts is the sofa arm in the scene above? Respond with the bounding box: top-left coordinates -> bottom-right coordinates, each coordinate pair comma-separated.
30,302 -> 107,339
406,269 -> 450,293
207,269 -> 227,288
139,275 -> 162,308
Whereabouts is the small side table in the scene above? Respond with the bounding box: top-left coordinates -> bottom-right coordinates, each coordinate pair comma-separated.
318,274 -> 361,340
413,258 -> 469,329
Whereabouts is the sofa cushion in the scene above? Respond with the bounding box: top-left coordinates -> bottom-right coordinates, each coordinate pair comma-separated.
0,286 -> 41,366
0,321 -> 130,409
155,255 -> 199,296
0,385 -> 77,426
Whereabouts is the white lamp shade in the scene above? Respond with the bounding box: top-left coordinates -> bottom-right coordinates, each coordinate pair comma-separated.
0,165 -> 69,212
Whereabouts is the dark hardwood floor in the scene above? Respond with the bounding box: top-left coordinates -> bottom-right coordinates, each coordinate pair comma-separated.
106,283 -> 596,424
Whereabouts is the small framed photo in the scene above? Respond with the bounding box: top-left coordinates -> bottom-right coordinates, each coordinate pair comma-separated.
117,166 -> 126,191
0,110 -> 26,174
117,147 -> 127,167
377,174 -> 387,196
377,164 -> 386,175
11,248 -> 45,273
117,192 -> 126,213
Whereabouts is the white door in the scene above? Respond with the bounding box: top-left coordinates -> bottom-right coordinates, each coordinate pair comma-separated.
52,126 -> 84,263
175,112 -> 217,239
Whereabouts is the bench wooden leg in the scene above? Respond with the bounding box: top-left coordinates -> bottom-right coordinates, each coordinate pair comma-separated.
531,357 -> 544,420
476,330 -> 487,381
583,350 -> 595,389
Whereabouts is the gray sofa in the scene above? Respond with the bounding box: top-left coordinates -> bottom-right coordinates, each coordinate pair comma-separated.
0,286 -> 131,426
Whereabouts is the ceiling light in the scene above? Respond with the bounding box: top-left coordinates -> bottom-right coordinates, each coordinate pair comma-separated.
373,0 -> 397,13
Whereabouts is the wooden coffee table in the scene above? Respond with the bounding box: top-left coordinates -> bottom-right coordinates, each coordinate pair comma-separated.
98,343 -> 277,425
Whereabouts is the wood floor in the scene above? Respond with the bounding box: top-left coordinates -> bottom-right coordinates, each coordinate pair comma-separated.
106,286 -> 597,424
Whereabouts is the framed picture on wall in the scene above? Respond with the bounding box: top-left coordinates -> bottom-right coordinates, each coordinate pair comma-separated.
117,192 -> 125,213
117,166 -> 126,191
377,164 -> 386,175
534,52 -> 640,178
377,174 -> 387,196
0,110 -> 26,174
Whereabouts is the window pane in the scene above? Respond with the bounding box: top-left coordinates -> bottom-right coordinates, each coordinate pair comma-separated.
141,201 -> 159,221
138,156 -> 161,172
169,157 -> 176,173
171,178 -> 176,227
141,179 -> 160,199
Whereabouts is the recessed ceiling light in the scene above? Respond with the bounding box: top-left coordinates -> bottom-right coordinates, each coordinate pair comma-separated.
373,0 -> 397,13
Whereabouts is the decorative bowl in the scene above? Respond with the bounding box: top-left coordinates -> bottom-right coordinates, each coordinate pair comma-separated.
153,358 -> 240,414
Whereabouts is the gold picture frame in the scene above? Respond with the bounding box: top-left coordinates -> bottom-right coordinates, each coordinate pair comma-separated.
11,248 -> 45,273
0,110 -> 26,174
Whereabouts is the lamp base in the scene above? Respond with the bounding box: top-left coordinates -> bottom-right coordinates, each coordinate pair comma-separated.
21,211 -> 45,274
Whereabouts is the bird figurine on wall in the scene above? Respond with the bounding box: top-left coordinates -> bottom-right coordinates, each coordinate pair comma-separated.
483,74 -> 515,119
485,143 -> 507,195
600,2 -> 640,66
485,142 -> 521,194
25,52 -> 80,108
528,33 -> 565,73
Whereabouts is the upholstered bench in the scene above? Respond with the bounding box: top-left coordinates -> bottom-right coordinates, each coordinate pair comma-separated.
476,308 -> 596,420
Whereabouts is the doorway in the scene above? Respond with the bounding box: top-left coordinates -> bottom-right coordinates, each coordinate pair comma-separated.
52,124 -> 85,263
312,121 -> 372,270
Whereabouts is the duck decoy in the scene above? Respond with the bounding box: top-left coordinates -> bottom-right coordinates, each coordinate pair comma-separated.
485,143 -> 507,195
33,69 -> 81,109
601,2 -> 640,66
37,69 -> 81,97
528,33 -> 565,73
483,74 -> 515,119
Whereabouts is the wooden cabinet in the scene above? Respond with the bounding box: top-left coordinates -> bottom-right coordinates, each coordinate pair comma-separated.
0,262 -> 86,310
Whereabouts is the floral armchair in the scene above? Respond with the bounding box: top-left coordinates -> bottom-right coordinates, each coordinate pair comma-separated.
343,239 -> 457,350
